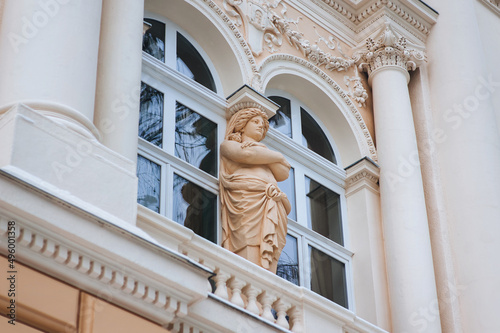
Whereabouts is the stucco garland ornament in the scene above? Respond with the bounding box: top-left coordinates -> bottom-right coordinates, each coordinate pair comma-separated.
222,0 -> 292,56
344,66 -> 368,108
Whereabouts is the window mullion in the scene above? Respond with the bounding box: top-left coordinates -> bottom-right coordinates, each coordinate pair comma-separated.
164,90 -> 176,156
290,98 -> 302,143
164,164 -> 174,220
294,166 -> 308,228
164,21 -> 177,69
160,161 -> 168,216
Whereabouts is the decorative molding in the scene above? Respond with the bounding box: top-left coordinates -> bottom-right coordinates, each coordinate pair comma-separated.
222,0 -> 355,73
0,216 -> 209,327
198,0 -> 262,87
479,0 -> 500,17
259,54 -> 378,161
226,84 -> 280,118
344,67 -> 368,107
352,21 -> 425,80
320,0 -> 432,35
345,157 -> 380,195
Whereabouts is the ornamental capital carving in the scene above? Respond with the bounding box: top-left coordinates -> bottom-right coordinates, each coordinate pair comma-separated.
345,157 -> 380,196
352,21 -> 426,81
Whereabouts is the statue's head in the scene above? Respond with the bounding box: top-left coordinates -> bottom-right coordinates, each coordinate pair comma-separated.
225,108 -> 270,142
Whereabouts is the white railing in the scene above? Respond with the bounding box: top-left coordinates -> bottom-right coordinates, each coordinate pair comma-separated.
137,205 -> 388,333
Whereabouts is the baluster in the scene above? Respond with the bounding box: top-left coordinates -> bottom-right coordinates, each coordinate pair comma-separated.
228,277 -> 246,307
243,284 -> 262,315
258,292 -> 277,322
213,269 -> 230,300
274,299 -> 291,329
288,306 -> 304,333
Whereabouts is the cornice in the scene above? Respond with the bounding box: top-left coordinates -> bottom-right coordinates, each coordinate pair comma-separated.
297,0 -> 438,44
479,0 -> 500,17
0,171 -> 213,329
345,156 -> 380,195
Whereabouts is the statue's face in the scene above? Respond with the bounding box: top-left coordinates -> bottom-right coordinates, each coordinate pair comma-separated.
242,115 -> 265,141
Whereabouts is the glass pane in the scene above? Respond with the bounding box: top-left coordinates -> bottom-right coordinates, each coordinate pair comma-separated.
301,108 -> 336,164
173,174 -> 217,243
278,167 -> 296,221
277,234 -> 299,285
139,82 -> 164,147
305,176 -> 343,246
269,96 -> 292,137
175,102 -> 217,177
137,155 -> 161,213
142,19 -> 165,61
309,246 -> 348,308
176,32 -> 216,92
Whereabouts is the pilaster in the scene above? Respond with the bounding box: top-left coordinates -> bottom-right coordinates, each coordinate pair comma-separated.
345,158 -> 391,331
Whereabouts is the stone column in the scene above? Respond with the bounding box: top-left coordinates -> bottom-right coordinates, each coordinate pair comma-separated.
425,0 -> 500,332
0,0 -> 138,224
93,0 -> 145,162
354,22 -> 441,333
0,0 -> 103,138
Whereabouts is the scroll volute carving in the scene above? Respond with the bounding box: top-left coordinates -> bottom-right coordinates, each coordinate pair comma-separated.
220,106 -> 291,273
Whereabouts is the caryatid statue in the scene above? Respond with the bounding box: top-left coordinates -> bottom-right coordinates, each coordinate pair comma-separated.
220,108 -> 291,273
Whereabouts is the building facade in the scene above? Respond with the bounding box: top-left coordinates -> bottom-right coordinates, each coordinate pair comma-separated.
0,0 -> 499,332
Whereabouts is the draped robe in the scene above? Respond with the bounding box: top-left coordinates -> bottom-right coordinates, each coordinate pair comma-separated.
220,169 -> 288,272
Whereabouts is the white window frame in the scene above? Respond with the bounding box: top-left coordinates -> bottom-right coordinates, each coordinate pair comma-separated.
263,90 -> 355,311
139,15 -> 226,243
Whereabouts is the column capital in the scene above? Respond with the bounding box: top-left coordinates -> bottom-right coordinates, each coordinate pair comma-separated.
353,21 -> 426,84
345,157 -> 380,196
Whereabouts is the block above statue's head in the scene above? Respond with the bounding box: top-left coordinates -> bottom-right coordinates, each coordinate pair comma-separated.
226,84 -> 279,120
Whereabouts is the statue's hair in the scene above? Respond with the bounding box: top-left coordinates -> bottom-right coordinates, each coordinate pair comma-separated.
225,108 -> 269,142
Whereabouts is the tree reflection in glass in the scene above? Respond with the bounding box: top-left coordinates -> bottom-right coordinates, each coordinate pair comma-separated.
309,246 -> 348,308
301,108 -> 336,164
173,174 -> 217,243
277,234 -> 299,285
269,96 -> 292,137
176,32 -> 216,93
139,82 -> 164,147
142,19 -> 165,62
175,102 -> 217,177
137,155 -> 161,213
305,176 -> 343,246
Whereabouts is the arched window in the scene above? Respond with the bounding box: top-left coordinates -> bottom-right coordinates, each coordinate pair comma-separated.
265,92 -> 352,309
137,16 -> 224,243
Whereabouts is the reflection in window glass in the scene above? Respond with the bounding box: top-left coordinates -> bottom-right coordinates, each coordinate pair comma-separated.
143,19 -> 165,61
173,174 -> 217,243
278,167 -> 296,221
277,234 -> 299,285
301,108 -> 336,164
175,102 -> 217,177
137,155 -> 161,213
269,96 -> 292,137
176,32 -> 216,93
305,176 -> 343,246
309,246 -> 348,308
139,82 -> 164,147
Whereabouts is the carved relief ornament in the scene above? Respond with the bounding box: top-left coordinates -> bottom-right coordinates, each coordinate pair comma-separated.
352,21 -> 426,81
222,0 -> 354,72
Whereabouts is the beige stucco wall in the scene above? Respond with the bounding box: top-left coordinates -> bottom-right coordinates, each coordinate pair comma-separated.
0,258 -> 171,333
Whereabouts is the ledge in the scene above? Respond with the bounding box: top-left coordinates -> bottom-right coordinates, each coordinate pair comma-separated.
0,171 -> 213,327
